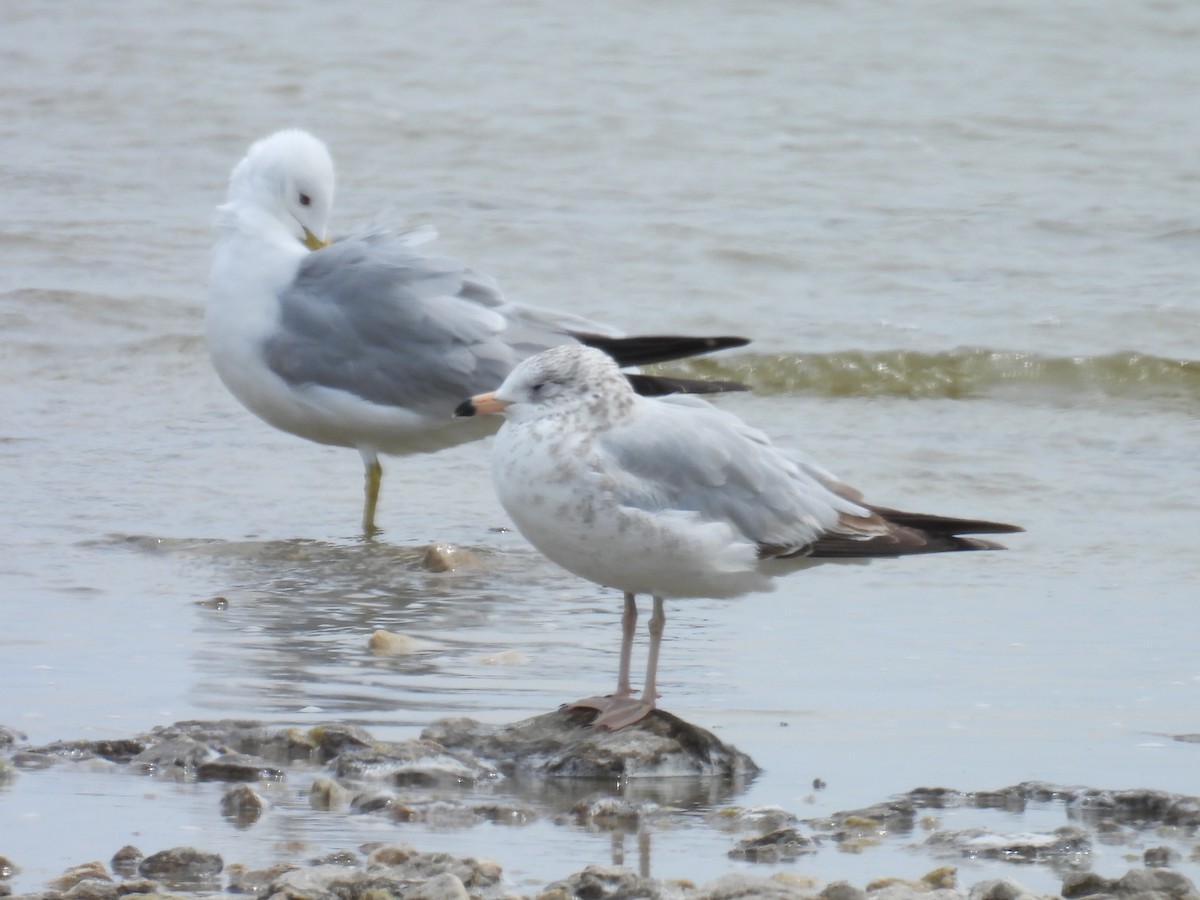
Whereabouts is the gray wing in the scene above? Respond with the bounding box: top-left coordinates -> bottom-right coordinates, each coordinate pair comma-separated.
263,230 -> 600,418
595,396 -> 871,554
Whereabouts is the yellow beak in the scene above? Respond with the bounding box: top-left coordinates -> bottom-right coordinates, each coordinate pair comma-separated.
302,228 -> 329,251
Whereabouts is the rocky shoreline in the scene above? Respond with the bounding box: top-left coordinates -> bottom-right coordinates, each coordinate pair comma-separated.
2,713 -> 1198,900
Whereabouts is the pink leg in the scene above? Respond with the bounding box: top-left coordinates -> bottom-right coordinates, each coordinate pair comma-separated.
593,595 -> 664,730
567,593 -> 638,711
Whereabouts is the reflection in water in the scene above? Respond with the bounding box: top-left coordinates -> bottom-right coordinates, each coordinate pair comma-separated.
111,534 -> 655,728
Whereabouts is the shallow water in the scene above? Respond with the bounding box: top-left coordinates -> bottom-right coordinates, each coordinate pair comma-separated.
2,0 -> 1199,895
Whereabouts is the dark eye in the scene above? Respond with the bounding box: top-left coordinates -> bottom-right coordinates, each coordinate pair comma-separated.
299,193 -> 312,207
530,382 -> 545,396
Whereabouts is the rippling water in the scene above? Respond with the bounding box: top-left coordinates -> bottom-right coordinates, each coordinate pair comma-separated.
2,0 -> 1199,894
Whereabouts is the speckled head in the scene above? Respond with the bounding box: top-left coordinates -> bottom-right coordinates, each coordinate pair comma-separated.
493,344 -> 635,425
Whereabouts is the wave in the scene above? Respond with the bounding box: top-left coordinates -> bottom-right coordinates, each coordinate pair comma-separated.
657,349 -> 1200,405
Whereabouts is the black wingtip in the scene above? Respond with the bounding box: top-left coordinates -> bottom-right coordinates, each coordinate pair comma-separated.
625,373 -> 750,397
573,333 -> 751,367
454,399 -> 476,417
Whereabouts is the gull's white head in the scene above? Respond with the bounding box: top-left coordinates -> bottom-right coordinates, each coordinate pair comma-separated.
457,345 -> 634,424
223,129 -> 335,250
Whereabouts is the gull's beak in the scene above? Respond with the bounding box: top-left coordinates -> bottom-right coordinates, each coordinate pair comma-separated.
302,228 -> 329,251
455,392 -> 510,417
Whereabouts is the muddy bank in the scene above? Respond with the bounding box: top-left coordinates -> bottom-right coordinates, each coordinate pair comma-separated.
1,714 -> 1198,899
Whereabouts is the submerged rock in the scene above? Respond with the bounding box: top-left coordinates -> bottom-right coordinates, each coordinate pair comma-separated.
924,824 -> 1091,863
334,738 -> 499,786
423,707 -> 759,779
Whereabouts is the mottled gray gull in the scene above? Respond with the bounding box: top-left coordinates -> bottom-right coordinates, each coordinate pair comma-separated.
456,344 -> 1023,729
207,129 -> 747,536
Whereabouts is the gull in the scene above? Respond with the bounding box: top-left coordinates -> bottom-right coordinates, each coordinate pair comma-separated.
206,129 -> 747,536
456,344 -> 1023,729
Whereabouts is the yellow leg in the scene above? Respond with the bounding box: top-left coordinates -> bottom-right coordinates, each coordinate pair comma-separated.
362,458 -> 383,538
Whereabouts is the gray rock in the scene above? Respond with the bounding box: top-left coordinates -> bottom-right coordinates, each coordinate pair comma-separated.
0,726 -> 26,749
1061,866 -> 1200,899
1146,846 -> 1183,868
219,783 -> 265,826
25,739 -> 146,764
405,871 -> 471,900
195,750 -> 285,783
61,880 -> 118,900
728,828 -> 817,863
694,872 -> 815,900
137,847 -> 223,887
925,824 -> 1090,862
541,864 -> 665,900
334,738 -> 498,786
309,723 -> 376,762
967,878 -> 1037,900
108,846 -> 141,878
130,737 -> 212,773
424,707 -> 759,780
817,882 -> 866,900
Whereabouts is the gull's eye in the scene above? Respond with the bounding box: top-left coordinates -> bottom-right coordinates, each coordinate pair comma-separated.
529,382 -> 545,396
299,192 -> 312,207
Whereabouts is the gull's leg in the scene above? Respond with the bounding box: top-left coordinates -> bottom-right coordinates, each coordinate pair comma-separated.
642,595 -> 665,709
614,592 -> 637,698
568,592 -> 638,711
361,450 -> 383,538
594,594 -> 663,730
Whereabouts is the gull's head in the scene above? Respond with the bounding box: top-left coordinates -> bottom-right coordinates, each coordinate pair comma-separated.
224,129 -> 334,250
455,345 -> 633,424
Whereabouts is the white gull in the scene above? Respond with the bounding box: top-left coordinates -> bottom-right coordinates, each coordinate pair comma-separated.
457,344 -> 1023,729
206,129 -> 746,536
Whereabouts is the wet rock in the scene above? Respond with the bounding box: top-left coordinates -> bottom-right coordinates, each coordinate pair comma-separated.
149,720 -> 316,764
1069,788 -> 1200,828
541,864 -> 662,900
225,862 -> 301,895
816,881 -> 866,900
369,629 -> 438,656
1148,846 -> 1184,868
309,775 -> 354,810
0,854 -> 16,878
0,726 -> 26,748
308,850 -> 359,866
261,849 -> 500,900
1062,866 -> 1200,898
925,824 -> 1090,862
9,750 -> 57,770
334,738 -> 499,786
364,845 -> 502,888
47,862 -> 111,892
62,879 -> 118,900
195,750 -> 285,783
423,707 -> 759,780
728,828 -> 817,863
696,871 -> 817,900
28,739 -> 147,764
706,805 -> 799,834
420,542 -> 480,572
309,722 -> 376,762
137,847 -> 223,887
131,737 -> 212,773
965,879 -> 1038,900
111,878 -> 158,895
810,798 -> 918,838
470,801 -> 538,826
109,846 -> 142,877
405,871 -> 471,900
220,783 -> 265,825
